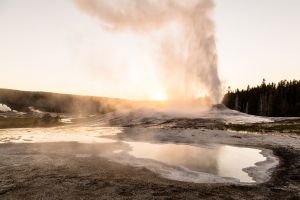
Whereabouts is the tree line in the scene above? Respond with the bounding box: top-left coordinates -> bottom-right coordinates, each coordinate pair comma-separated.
222,79 -> 300,117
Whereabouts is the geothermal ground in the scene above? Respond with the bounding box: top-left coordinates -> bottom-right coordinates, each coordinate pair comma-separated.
0,107 -> 299,199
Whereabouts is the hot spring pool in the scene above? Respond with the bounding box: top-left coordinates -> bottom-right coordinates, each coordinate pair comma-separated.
0,126 -> 277,184
121,142 -> 266,183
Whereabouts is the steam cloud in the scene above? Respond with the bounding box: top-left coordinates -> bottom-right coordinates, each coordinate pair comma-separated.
74,0 -> 222,103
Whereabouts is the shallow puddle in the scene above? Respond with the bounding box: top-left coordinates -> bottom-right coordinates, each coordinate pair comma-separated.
0,127 -> 121,144
124,142 -> 266,183
0,127 -> 273,183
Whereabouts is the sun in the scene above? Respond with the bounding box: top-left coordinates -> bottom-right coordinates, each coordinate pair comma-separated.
150,91 -> 168,101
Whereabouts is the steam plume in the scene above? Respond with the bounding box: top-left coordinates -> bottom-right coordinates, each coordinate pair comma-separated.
74,0 -> 222,103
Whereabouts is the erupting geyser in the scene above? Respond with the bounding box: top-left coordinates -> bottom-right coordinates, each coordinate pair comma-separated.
74,0 -> 222,104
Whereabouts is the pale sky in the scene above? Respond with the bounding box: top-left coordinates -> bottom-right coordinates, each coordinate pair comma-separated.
0,0 -> 299,99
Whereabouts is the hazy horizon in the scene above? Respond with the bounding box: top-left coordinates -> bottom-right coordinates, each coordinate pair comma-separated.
0,0 -> 299,100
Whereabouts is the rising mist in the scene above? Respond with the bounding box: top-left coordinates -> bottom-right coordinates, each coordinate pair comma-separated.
74,0 -> 222,104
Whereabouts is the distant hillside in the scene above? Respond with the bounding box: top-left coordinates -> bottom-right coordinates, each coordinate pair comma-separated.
0,89 -> 133,114
222,80 -> 300,117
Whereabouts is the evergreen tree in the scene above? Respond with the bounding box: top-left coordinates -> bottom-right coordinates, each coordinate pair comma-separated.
222,79 -> 300,117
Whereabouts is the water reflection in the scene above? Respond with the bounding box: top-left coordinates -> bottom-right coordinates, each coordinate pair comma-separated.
125,142 -> 265,182
0,126 -> 121,144
0,127 -> 268,183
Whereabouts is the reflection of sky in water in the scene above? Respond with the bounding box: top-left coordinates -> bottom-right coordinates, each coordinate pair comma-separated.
0,127 -> 122,144
125,142 -> 265,182
0,127 -> 266,183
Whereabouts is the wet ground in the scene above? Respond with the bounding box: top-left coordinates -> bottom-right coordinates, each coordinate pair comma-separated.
0,110 -> 299,199
0,126 -> 277,184
0,144 -> 298,200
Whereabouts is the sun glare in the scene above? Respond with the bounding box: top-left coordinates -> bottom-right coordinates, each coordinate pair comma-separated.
150,91 -> 168,101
